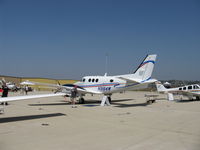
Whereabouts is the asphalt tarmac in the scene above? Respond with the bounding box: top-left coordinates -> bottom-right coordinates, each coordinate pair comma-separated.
0,91 -> 200,150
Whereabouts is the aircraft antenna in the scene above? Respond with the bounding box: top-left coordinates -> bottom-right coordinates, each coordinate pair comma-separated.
182,80 -> 186,86
105,53 -> 108,76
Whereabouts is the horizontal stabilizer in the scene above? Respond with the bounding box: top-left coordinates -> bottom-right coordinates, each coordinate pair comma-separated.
118,77 -> 157,84
117,77 -> 140,83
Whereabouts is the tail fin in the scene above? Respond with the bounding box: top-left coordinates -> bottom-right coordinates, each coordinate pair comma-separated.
155,81 -> 167,92
155,81 -> 174,101
133,54 -> 157,80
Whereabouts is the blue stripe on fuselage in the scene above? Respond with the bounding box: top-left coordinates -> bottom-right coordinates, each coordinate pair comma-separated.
79,78 -> 152,89
80,82 -> 120,88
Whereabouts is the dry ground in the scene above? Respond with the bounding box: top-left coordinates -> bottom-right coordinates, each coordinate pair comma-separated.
0,91 -> 200,150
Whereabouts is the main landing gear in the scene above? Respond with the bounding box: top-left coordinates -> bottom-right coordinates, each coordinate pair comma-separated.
108,96 -> 111,104
1,102 -> 8,105
78,97 -> 85,104
100,95 -> 112,106
77,95 -> 112,106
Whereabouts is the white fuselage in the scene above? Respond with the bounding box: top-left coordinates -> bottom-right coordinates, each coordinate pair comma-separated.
164,84 -> 200,94
75,75 -> 148,95
6,83 -> 16,90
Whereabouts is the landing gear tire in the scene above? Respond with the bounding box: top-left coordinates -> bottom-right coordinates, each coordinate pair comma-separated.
147,100 -> 155,105
108,97 -> 111,104
147,100 -> 152,105
1,102 -> 8,105
79,98 -> 85,104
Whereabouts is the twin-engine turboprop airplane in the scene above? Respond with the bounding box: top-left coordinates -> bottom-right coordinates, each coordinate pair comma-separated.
155,81 -> 200,101
0,54 -> 157,106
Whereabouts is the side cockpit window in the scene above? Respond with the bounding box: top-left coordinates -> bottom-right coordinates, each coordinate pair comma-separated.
88,78 -> 99,83
188,86 -> 192,90
193,85 -> 199,89
82,78 -> 85,82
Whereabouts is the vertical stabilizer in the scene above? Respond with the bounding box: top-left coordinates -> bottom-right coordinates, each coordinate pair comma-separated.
156,81 -> 174,101
133,54 -> 157,80
155,81 -> 167,92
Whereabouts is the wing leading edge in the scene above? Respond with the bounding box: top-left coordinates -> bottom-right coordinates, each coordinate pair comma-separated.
0,93 -> 66,102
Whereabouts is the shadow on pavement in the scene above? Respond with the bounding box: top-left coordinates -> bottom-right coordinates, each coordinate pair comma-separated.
0,113 -> 66,123
175,99 -> 200,103
28,99 -> 134,106
29,102 -> 70,106
114,102 -> 148,108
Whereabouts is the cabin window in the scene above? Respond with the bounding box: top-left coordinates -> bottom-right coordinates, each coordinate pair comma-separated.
179,88 -> 182,90
188,86 -> 192,90
92,79 -> 95,82
183,87 -> 187,90
96,79 -> 99,82
88,79 -> 91,82
110,79 -> 114,82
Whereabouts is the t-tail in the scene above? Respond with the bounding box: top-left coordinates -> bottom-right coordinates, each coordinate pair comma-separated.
132,54 -> 157,80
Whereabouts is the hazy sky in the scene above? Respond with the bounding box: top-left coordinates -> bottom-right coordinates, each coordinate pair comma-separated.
0,0 -> 200,80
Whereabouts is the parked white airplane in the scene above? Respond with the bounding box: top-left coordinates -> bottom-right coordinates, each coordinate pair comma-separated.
0,79 -> 19,91
156,81 -> 200,101
0,54 -> 157,106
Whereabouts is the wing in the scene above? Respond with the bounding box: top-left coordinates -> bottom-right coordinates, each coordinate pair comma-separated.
22,81 -> 100,95
0,93 -> 66,102
21,81 -> 68,89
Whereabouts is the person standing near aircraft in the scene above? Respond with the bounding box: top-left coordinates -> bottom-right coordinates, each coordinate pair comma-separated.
1,84 -> 9,105
70,86 -> 78,108
25,85 -> 29,95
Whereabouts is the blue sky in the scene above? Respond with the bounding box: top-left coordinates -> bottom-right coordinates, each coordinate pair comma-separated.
0,0 -> 200,80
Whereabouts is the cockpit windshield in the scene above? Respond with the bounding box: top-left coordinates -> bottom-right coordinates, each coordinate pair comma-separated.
193,85 -> 200,89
